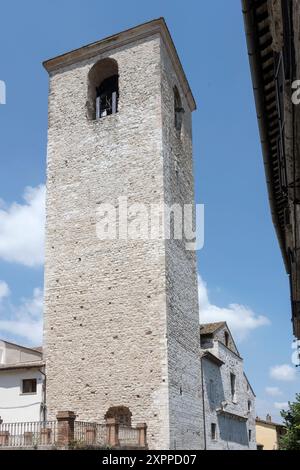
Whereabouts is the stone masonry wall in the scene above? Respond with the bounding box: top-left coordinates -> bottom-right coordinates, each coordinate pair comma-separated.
160,41 -> 204,450
44,32 -> 202,450
202,336 -> 256,450
44,35 -> 170,450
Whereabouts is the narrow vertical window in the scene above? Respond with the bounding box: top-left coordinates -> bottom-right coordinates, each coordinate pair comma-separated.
211,423 -> 217,441
173,85 -> 184,132
248,400 -> 251,412
230,373 -> 236,402
249,429 -> 252,442
224,331 -> 229,347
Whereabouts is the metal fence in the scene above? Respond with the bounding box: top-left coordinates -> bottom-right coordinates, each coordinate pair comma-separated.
74,421 -> 108,448
0,421 -> 57,448
0,419 -> 143,449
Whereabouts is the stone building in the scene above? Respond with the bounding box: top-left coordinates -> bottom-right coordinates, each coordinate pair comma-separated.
200,322 -> 256,450
242,0 -> 300,338
43,18 -> 203,450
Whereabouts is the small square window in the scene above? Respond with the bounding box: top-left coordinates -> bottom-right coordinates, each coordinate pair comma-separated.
211,423 -> 217,441
22,379 -> 37,394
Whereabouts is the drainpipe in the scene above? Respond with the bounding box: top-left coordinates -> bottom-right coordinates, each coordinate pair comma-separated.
200,356 -> 207,450
39,368 -> 47,423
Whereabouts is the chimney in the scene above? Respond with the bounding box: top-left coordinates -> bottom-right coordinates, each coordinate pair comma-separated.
266,414 -> 272,422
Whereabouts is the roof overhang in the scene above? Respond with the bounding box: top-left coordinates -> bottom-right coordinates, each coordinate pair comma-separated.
201,351 -> 224,367
217,409 -> 248,422
241,0 -> 289,272
0,361 -> 45,371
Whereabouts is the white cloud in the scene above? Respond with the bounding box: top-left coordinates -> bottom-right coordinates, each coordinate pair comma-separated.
274,402 -> 289,410
0,285 -> 43,345
0,281 -> 10,301
265,386 -> 283,397
198,275 -> 270,341
0,185 -> 45,267
270,364 -> 297,382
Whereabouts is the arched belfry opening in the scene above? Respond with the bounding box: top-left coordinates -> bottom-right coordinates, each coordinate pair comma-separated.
87,58 -> 119,120
104,406 -> 132,426
173,85 -> 184,132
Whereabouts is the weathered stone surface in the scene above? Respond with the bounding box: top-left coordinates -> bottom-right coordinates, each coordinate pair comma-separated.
44,24 -> 202,450
201,324 -> 256,450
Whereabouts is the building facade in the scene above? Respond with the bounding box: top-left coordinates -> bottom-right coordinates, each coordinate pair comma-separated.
200,323 -> 256,450
256,415 -> 286,450
43,19 -> 203,450
0,341 -> 45,423
242,0 -> 300,338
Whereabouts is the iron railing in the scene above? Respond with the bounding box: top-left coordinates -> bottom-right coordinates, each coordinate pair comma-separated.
74,421 -> 108,447
0,420 -> 57,448
0,419 -> 144,449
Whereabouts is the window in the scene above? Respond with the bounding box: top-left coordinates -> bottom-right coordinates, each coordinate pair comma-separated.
248,429 -> 252,442
230,373 -> 236,402
22,379 -> 37,394
96,75 -> 118,119
224,331 -> 229,347
173,86 -> 184,132
87,58 -> 119,121
211,423 -> 217,441
248,400 -> 252,412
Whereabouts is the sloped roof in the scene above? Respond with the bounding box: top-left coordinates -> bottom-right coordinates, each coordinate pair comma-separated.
0,339 -> 43,356
200,322 -> 226,335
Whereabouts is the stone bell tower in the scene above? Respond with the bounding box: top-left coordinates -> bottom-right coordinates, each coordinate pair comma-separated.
43,18 -> 203,449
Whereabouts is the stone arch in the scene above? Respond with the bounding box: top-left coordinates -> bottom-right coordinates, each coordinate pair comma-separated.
86,58 -> 119,120
104,406 -> 132,426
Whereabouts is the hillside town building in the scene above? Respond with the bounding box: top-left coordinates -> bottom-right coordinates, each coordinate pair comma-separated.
0,341 -> 45,423
0,322 -> 256,450
256,414 -> 286,450
200,322 -> 256,450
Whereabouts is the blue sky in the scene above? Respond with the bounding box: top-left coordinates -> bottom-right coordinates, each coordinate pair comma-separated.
0,0 -> 299,422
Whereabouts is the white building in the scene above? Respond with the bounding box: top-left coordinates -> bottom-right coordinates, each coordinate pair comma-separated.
0,340 -> 45,423
200,322 -> 256,450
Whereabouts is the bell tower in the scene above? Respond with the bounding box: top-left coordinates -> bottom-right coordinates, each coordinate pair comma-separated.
43,18 -> 203,449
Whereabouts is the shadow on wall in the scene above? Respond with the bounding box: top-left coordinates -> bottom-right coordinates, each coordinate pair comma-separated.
218,415 -> 248,446
204,362 -> 225,411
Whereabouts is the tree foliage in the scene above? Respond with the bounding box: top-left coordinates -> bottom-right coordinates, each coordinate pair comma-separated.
279,393 -> 300,450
